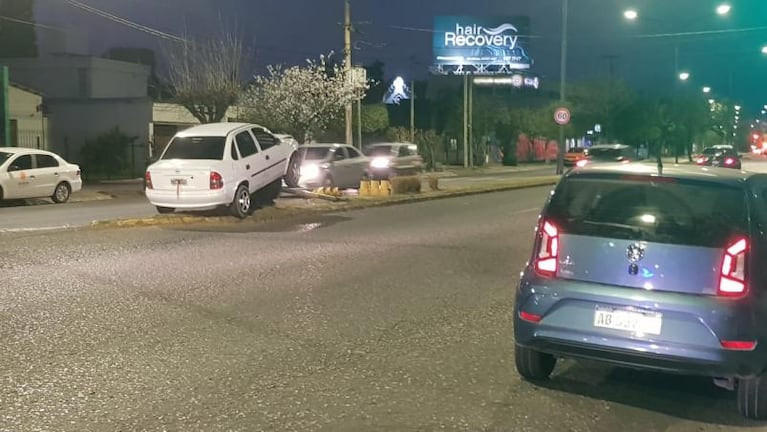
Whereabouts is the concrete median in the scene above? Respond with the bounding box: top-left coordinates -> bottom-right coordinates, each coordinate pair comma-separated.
91,175 -> 561,229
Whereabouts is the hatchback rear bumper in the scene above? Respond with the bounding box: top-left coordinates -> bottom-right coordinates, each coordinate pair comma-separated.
516,321 -> 764,378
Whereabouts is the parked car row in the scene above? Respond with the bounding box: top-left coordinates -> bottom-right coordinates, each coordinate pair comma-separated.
143,122 -> 424,218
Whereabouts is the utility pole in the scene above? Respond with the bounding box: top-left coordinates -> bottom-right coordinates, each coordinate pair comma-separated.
410,80 -> 415,143
343,0 -> 353,146
556,0 -> 569,175
463,75 -> 468,168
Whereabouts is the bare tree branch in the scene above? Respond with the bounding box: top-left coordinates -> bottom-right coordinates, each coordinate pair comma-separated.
163,26 -> 249,124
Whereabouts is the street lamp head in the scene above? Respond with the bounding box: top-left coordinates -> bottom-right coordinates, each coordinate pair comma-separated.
623,9 -> 639,20
735,105 -> 741,111
762,45 -> 767,54
679,72 -> 690,81
716,3 -> 732,15
702,86 -> 711,93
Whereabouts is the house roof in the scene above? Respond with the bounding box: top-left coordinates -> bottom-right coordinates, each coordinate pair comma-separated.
9,81 -> 44,97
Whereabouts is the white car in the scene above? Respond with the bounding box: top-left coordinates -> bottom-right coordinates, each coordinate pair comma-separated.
145,123 -> 300,218
0,147 -> 82,203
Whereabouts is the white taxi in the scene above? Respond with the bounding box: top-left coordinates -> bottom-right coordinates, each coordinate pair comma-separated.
145,123 -> 300,218
0,147 -> 82,203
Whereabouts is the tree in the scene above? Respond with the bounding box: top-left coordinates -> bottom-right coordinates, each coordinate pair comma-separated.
0,0 -> 37,58
164,30 -> 247,124
79,127 -> 137,179
242,54 -> 368,143
359,104 -> 389,134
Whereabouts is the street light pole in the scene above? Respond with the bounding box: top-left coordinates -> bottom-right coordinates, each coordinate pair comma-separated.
344,0 -> 353,146
556,0 -> 568,175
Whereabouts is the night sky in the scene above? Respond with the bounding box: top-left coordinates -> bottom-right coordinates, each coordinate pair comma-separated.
33,0 -> 767,113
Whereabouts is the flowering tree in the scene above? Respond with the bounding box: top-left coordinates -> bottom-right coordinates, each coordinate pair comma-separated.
164,30 -> 247,124
242,55 -> 368,143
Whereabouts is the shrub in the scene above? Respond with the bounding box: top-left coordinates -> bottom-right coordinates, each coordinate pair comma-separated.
390,175 -> 422,194
80,127 -> 138,179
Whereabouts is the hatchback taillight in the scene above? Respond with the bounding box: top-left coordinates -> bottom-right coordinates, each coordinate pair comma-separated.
724,157 -> 735,165
145,171 -> 153,189
534,220 -> 559,277
719,238 -> 748,297
210,171 -> 224,190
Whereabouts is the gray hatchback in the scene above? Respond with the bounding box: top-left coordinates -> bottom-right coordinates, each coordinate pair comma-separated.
514,163 -> 767,420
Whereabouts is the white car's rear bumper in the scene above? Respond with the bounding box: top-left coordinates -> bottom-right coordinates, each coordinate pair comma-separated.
145,188 -> 231,209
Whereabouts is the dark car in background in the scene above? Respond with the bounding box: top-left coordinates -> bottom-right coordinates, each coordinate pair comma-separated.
514,163 -> 767,420
576,144 -> 637,167
696,145 -> 742,169
297,144 -> 369,189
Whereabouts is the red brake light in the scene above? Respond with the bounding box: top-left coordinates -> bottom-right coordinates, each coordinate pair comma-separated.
209,171 -> 224,190
519,311 -> 542,323
76,169 -> 81,177
534,220 -> 559,277
724,157 -> 735,165
720,340 -> 757,351
144,171 -> 153,189
697,157 -> 706,164
576,159 -> 588,167
718,238 -> 748,297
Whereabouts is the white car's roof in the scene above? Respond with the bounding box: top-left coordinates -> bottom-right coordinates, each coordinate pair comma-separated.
0,147 -> 56,156
176,122 -> 270,138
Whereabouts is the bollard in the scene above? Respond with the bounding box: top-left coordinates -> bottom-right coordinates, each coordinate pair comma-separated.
369,180 -> 381,196
359,180 -> 371,196
380,180 -> 392,196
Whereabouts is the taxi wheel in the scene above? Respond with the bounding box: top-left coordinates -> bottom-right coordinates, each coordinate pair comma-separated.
515,344 -> 556,381
51,182 -> 71,204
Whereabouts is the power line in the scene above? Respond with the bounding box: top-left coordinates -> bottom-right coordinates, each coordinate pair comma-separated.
0,15 -> 64,31
62,0 -> 186,42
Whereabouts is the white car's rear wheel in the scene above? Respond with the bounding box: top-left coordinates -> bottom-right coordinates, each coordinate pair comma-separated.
230,184 -> 251,218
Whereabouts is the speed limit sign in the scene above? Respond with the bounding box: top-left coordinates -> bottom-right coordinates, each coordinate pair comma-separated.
554,107 -> 571,125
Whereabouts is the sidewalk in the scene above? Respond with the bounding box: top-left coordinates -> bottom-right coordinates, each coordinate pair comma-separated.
433,163 -> 552,178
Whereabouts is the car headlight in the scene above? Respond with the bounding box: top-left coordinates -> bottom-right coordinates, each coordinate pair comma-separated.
371,157 -> 391,169
301,164 -> 321,179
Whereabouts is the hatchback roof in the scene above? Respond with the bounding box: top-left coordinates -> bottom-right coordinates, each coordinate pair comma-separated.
570,162 -> 764,186
176,122 -> 270,137
0,147 -> 54,155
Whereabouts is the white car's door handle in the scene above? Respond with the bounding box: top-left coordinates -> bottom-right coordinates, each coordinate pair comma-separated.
265,155 -> 270,160
246,164 -> 250,170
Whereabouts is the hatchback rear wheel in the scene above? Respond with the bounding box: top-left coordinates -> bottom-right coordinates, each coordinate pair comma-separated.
738,375 -> 767,420
515,345 -> 556,381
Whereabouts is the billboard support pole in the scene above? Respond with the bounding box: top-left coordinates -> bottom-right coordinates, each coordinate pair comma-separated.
410,80 -> 415,143
463,74 -> 468,168
0,66 -> 8,147
469,76 -> 474,167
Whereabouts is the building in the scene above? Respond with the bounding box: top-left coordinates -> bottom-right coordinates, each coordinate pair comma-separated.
8,81 -> 48,150
150,103 -> 245,157
1,53 -> 151,170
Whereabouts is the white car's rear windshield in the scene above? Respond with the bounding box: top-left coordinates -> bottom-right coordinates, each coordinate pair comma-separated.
162,137 -> 226,160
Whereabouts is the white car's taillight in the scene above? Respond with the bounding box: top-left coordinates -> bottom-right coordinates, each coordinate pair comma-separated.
719,238 -> 748,297
210,171 -> 224,190
145,171 -> 153,189
534,219 -> 559,277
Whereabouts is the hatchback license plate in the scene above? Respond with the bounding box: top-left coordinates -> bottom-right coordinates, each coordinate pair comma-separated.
171,178 -> 187,185
594,307 -> 662,335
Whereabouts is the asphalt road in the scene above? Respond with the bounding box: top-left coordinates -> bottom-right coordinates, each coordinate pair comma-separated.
2,187 -> 766,431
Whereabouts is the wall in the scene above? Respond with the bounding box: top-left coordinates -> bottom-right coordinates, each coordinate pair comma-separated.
8,84 -> 48,150
47,98 -> 152,176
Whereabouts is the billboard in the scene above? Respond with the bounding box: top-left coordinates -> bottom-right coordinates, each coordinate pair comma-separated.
431,16 -> 533,76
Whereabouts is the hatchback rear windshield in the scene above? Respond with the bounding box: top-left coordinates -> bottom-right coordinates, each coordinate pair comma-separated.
162,136 -> 226,160
546,176 -> 749,247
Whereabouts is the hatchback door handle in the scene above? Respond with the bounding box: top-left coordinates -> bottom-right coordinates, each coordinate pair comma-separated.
246,164 -> 250,170
266,155 -> 270,160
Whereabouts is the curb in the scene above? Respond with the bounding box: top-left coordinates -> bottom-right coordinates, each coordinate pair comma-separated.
90,176 -> 560,229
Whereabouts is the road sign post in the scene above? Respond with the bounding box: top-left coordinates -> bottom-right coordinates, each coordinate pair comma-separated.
554,107 -> 570,174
